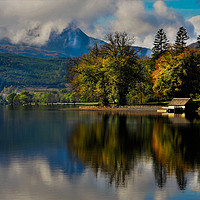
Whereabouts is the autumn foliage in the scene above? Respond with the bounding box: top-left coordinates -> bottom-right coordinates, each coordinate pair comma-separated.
70,28 -> 200,105
70,32 -> 142,106
152,47 -> 200,99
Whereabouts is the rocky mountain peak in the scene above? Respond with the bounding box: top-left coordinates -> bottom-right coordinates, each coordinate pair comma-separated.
0,24 -> 151,58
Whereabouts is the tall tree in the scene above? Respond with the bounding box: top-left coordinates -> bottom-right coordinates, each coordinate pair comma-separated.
70,45 -> 111,105
101,32 -> 141,105
152,28 -> 169,58
70,32 -> 141,106
174,26 -> 189,50
197,35 -> 200,48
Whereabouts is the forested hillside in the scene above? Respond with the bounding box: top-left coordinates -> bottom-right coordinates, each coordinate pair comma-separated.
0,53 -> 69,90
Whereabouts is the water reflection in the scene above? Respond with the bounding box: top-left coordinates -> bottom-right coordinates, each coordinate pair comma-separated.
69,112 -> 200,191
0,106 -> 200,199
152,116 -> 200,191
0,157 -> 117,200
0,106 -> 84,175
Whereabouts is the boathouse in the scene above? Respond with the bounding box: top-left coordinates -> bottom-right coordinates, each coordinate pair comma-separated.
167,98 -> 193,113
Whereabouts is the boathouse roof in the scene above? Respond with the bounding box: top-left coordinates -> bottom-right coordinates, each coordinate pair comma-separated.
168,98 -> 191,106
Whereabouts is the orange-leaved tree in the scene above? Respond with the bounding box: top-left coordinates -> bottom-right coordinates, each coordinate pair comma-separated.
152,47 -> 200,100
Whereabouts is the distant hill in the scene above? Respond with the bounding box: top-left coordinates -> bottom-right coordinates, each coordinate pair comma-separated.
0,53 -> 69,91
0,38 -> 68,58
0,25 -> 152,92
188,42 -> 199,48
0,24 -> 152,58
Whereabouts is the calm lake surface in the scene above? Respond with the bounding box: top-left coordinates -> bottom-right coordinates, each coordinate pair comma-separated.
0,105 -> 200,200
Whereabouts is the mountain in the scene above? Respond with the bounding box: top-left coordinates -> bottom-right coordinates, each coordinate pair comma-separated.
0,25 -> 152,92
0,24 -> 151,58
188,42 -> 199,48
41,23 -> 105,57
134,46 -> 152,57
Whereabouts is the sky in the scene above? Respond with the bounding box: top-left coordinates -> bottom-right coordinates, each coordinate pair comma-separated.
0,0 -> 199,48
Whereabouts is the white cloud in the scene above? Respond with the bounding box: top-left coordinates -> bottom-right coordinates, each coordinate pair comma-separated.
188,15 -> 200,36
154,0 -> 168,16
0,155 -> 199,200
110,0 -> 196,48
0,0 -> 115,45
0,157 -> 117,200
0,0 -> 197,48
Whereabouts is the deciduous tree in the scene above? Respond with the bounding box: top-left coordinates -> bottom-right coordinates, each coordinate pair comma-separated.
152,47 -> 200,99
6,93 -> 17,105
70,32 -> 141,106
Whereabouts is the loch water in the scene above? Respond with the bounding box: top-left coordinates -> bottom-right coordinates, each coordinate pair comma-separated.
0,105 -> 200,200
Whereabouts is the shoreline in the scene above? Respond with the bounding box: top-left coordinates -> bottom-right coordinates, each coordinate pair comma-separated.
60,105 -> 165,113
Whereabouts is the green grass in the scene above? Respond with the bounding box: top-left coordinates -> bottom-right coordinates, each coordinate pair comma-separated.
146,101 -> 170,105
32,102 -> 99,106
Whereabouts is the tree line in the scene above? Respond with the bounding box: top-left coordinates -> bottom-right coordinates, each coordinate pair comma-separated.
69,26 -> 200,106
5,89 -> 96,105
3,26 -> 200,106
69,113 -> 200,189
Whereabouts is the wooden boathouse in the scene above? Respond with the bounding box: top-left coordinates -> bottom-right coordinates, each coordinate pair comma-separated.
167,98 -> 193,113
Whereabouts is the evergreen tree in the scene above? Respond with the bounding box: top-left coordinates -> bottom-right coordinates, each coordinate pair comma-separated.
152,29 -> 169,58
174,26 -> 189,49
197,35 -> 200,48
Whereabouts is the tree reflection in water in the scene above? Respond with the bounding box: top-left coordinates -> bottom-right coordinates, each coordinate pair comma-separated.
68,112 -> 200,190
68,113 -> 152,186
152,117 -> 200,190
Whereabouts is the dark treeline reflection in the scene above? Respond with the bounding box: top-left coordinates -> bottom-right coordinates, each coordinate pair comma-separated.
68,112 -> 200,189
68,113 -> 154,186
152,118 -> 200,190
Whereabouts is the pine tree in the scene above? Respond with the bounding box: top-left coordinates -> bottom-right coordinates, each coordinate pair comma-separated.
197,35 -> 200,48
152,29 -> 169,58
174,26 -> 189,49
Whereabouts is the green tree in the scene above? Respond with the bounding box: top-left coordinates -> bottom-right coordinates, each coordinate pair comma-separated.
197,35 -> 200,48
60,94 -> 67,103
39,93 -> 56,105
19,91 -> 33,105
33,93 -> 41,105
71,45 -> 111,105
65,93 -> 71,103
174,26 -> 189,51
152,28 -> 169,59
46,93 -> 56,104
13,94 -> 21,105
102,32 -> 141,105
6,93 -> 17,105
71,32 -> 141,106
70,93 -> 77,104
79,94 -> 89,103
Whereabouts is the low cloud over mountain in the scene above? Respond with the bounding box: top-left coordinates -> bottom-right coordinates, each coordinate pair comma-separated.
0,0 -> 199,48
0,24 -> 151,58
